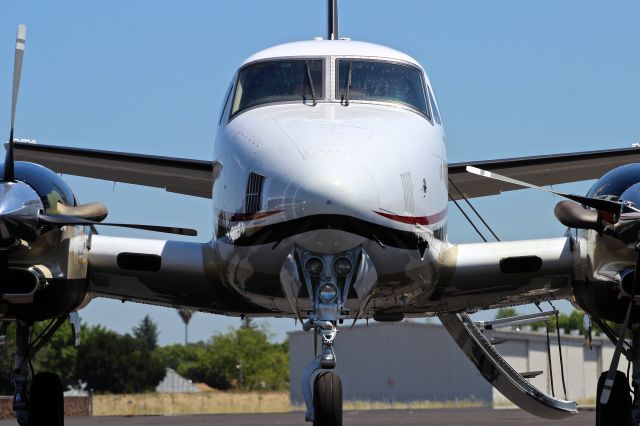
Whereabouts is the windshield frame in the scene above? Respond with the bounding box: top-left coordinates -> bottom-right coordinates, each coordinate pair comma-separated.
229,57 -> 327,120
334,57 -> 432,121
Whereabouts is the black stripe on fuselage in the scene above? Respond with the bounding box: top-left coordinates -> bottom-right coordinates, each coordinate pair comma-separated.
217,214 -> 444,249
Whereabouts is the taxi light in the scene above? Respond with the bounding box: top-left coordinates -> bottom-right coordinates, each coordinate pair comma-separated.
305,257 -> 324,276
333,257 -> 352,276
319,283 -> 338,302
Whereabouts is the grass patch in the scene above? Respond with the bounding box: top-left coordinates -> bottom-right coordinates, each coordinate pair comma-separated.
93,392 -> 290,416
94,392 -> 485,416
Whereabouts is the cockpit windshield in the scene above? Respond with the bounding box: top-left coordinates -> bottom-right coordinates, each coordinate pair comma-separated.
231,59 -> 324,116
336,59 -> 429,117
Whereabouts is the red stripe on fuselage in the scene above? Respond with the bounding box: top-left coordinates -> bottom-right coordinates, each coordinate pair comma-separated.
229,210 -> 284,222
373,208 -> 447,225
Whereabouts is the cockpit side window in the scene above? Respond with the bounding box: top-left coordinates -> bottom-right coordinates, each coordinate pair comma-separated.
336,59 -> 430,118
231,59 -> 324,117
219,81 -> 234,125
427,87 -> 442,125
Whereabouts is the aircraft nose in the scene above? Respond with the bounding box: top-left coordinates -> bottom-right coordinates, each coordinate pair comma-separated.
285,155 -> 379,219
0,181 -> 42,242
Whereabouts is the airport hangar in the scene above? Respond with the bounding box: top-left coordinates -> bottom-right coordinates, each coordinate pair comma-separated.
289,321 -> 616,406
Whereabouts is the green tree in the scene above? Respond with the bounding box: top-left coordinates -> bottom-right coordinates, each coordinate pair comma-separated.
75,323 -> 164,393
177,309 -> 194,345
133,315 -> 159,351
157,342 -> 205,377
0,320 -> 79,393
167,326 -> 289,391
34,321 -> 78,389
495,307 -> 518,319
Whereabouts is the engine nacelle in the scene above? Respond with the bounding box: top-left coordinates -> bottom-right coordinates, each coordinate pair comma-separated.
1,265 -> 89,322
572,268 -> 640,324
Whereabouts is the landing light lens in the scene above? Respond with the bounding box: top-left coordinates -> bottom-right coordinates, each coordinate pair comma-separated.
305,257 -> 324,276
319,283 -> 338,302
333,257 -> 352,276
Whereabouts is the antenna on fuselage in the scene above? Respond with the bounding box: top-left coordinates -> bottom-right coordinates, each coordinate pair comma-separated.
328,0 -> 339,40
4,24 -> 26,182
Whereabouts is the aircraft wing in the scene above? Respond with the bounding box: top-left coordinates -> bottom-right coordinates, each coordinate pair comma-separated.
13,142 -> 218,198
449,146 -> 640,199
15,143 -> 640,200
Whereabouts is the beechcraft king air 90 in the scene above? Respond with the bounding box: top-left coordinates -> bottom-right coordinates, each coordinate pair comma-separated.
4,2 -> 640,425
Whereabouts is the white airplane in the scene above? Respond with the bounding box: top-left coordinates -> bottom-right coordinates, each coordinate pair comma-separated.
3,2 -> 640,425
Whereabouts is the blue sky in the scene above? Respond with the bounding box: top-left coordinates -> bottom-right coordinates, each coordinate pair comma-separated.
1,1 -> 639,344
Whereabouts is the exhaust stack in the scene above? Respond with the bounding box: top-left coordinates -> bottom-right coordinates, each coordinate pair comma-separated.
3,266 -> 47,304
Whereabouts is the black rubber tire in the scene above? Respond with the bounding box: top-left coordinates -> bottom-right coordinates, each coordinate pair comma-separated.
596,370 -> 632,426
313,372 -> 342,426
29,372 -> 64,426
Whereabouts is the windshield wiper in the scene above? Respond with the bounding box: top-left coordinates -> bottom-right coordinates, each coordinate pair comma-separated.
344,61 -> 352,106
305,61 -> 317,106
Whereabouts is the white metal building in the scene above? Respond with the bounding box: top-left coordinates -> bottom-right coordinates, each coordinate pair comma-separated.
289,321 -> 616,405
155,368 -> 200,394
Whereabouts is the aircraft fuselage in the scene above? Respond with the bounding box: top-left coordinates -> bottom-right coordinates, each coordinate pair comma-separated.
210,40 -> 448,317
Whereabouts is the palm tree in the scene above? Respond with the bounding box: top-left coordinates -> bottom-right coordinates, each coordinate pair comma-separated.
177,309 -> 194,345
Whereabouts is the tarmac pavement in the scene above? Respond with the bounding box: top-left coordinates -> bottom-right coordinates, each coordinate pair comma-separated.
0,407 -> 596,425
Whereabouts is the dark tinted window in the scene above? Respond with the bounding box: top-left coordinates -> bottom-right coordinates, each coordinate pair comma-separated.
336,60 -> 429,116
232,59 -> 324,115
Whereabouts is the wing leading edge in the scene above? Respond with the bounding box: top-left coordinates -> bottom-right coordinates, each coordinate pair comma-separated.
449,146 -> 640,199
14,143 -> 640,200
13,142 -> 218,198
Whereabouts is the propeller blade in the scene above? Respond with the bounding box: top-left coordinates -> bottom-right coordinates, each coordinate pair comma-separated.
465,166 -> 624,215
554,200 -> 602,231
39,214 -> 197,237
599,250 -> 640,405
55,200 -> 109,222
4,24 -> 27,182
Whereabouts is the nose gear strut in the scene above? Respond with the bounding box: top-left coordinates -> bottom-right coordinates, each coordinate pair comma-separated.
280,245 -> 377,425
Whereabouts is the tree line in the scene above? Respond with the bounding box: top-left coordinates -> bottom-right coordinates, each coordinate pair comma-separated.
0,316 -> 289,395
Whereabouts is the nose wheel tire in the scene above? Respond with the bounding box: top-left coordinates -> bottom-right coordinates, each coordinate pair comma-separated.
28,372 -> 64,426
313,372 -> 342,426
596,370 -> 631,426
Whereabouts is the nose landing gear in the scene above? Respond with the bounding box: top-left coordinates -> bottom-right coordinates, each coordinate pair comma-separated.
313,371 -> 342,426
301,320 -> 341,425
280,247 -> 377,426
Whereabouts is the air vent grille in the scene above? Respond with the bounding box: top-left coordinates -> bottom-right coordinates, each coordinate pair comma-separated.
400,171 -> 414,214
244,172 -> 265,215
